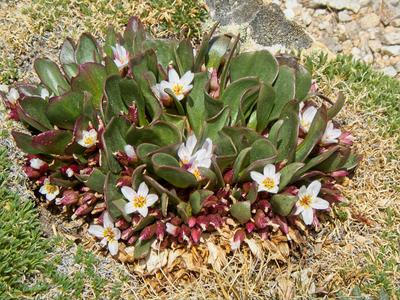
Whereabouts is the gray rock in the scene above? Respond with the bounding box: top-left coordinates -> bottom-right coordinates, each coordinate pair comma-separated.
302,12 -> 313,26
310,0 -> 361,13
394,62 -> 400,72
382,45 -> 400,56
359,13 -> 380,29
368,39 -> 382,53
206,0 -> 312,49
382,66 -> 397,77
383,27 -> 400,45
338,11 -> 352,22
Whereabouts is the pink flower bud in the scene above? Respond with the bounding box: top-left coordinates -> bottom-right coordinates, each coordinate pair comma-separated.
179,225 -> 191,243
60,190 -> 79,206
115,218 -> 130,230
272,216 -> 289,235
74,204 -> 93,217
170,216 -> 182,226
127,105 -> 138,124
231,229 -> 246,250
284,186 -> 299,196
202,195 -> 219,208
166,222 -> 180,237
80,192 -> 96,205
188,216 -> 197,228
329,170 -> 348,178
23,166 -> 41,179
191,228 -> 202,244
156,221 -> 166,240
245,222 -> 255,233
127,234 -> 138,245
310,79 -> 318,93
91,202 -> 106,214
339,131 -> 354,145
121,227 -> 134,240
254,209 -> 268,229
116,176 -> 132,187
140,224 -> 156,241
223,169 -> 234,184
254,199 -> 271,212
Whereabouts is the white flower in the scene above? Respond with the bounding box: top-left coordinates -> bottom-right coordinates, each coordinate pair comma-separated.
321,121 -> 341,145
77,129 -> 97,148
293,180 -> 329,225
6,88 -> 19,104
250,164 -> 281,194
30,158 -> 46,170
177,134 -> 213,180
156,68 -> 194,101
40,88 -> 50,99
121,182 -> 158,217
111,44 -> 129,69
88,212 -> 121,256
124,144 -> 136,159
299,105 -> 317,133
66,168 -> 75,177
0,84 -> 9,93
39,179 -> 60,201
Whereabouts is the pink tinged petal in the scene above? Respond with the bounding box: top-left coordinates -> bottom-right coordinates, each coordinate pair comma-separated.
137,206 -> 148,217
182,84 -> 193,94
263,164 -> 276,177
302,106 -> 317,123
178,144 -> 190,162
307,180 -> 321,197
137,182 -> 149,197
301,208 -> 314,225
180,71 -> 194,86
146,194 -> 158,206
88,225 -> 105,238
293,205 -> 304,215
311,197 -> 329,210
331,129 -> 342,139
108,240 -> 119,256
250,171 -> 264,185
168,68 -> 180,83
103,212 -> 114,229
100,238 -> 107,247
121,186 -> 136,201
113,228 -> 121,240
124,203 -> 137,214
186,134 -> 198,154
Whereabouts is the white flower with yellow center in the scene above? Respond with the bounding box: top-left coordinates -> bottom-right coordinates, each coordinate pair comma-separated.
299,105 -> 317,133
6,88 -> 19,104
124,144 -> 136,159
30,158 -> 46,170
293,180 -> 329,225
111,44 -> 129,69
121,182 -> 158,217
39,178 -> 60,201
77,129 -> 97,148
250,164 -> 281,194
88,212 -> 121,256
178,135 -> 213,180
158,68 -> 194,101
321,121 -> 341,145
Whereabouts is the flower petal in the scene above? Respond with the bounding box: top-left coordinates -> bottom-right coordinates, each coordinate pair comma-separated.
121,186 -> 136,201
113,228 -> 121,240
180,71 -> 194,86
168,68 -> 180,83
250,171 -> 264,185
88,225 -> 105,238
103,212 -> 114,229
137,206 -> 149,217
311,197 -> 329,210
301,208 -> 314,225
186,134 -> 197,155
137,182 -> 149,197
146,194 -> 158,207
307,180 -> 321,197
108,240 -> 119,256
124,202 -> 136,214
298,185 -> 308,198
263,164 -> 276,176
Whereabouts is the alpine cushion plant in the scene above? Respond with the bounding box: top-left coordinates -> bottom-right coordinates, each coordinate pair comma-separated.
2,17 -> 360,261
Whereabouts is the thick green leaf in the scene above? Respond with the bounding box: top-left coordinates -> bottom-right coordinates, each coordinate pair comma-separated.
316,148 -> 350,173
11,131 -> 42,154
60,38 -> 76,65
276,101 -> 299,163
238,156 -> 277,182
175,39 -> 194,74
327,92 -> 345,119
17,97 -> 52,131
124,16 -> 145,55
204,92 -> 224,119
269,65 -> 296,121
295,64 -> 312,101
186,72 -> 208,136
136,143 -> 159,164
341,152 -> 361,171
160,113 -> 186,135
76,168 -> 106,193
143,175 -> 182,205
126,121 -> 181,147
75,33 -> 101,64
220,77 -> 259,126
206,35 -> 231,69
103,75 -> 128,122
222,127 -> 262,153
34,58 -> 70,96
233,147 -> 251,182
135,71 -> 162,121
31,130 -> 72,155
143,39 -> 177,70
249,138 -> 277,163
256,82 -> 276,132
203,106 -> 230,142
194,22 -> 219,72
270,194 -> 298,216
103,26 -> 118,58
230,201 -> 251,224
71,63 -> 107,108
267,120 -> 284,146
104,172 -> 127,220
177,202 -> 192,222
230,50 -> 279,84
63,63 -> 79,81
278,162 -> 305,191
134,238 -> 155,259
47,91 -> 84,129
189,190 -> 214,215
295,106 -> 328,162
133,216 -> 156,232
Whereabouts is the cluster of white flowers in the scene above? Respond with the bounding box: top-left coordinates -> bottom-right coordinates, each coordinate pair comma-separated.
152,68 -> 194,101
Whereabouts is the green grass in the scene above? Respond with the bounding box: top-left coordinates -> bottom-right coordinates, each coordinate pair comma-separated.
0,145 -> 49,298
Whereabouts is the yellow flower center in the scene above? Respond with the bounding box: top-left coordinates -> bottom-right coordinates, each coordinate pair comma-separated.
262,177 -> 275,190
172,83 -> 184,96
133,196 -> 146,208
83,136 -> 96,146
103,227 -> 115,241
300,119 -> 310,130
45,183 -> 58,194
299,194 -> 312,208
192,167 -> 202,181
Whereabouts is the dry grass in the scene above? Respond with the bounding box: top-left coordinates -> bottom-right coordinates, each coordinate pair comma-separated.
0,1 -> 399,298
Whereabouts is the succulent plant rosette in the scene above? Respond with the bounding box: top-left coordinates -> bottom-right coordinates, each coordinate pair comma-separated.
2,17 -> 360,265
